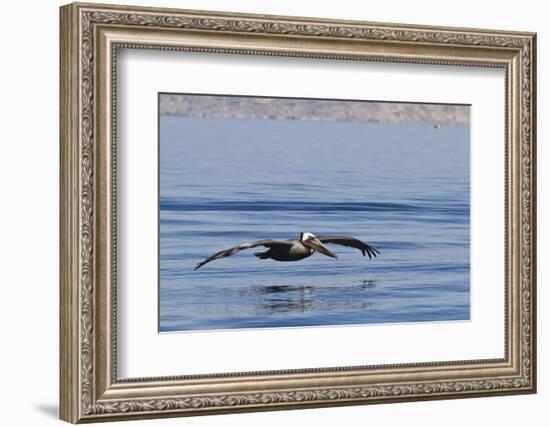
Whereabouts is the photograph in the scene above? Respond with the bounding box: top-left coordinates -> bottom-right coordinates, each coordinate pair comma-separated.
159,94 -> 471,332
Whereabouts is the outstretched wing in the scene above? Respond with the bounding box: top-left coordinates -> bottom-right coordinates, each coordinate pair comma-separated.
316,236 -> 380,259
194,239 -> 294,270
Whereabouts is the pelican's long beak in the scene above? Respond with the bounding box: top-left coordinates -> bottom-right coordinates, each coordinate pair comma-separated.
308,238 -> 338,259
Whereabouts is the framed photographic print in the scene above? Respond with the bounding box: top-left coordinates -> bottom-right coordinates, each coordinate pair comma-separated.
60,2 -> 537,423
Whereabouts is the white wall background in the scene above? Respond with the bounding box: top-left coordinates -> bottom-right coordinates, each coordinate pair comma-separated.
0,1 -> 545,426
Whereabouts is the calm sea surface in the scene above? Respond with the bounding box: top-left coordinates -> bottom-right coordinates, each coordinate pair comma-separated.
159,115 -> 470,332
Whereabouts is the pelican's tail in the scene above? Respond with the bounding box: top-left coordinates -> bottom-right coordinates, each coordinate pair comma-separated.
254,251 -> 269,259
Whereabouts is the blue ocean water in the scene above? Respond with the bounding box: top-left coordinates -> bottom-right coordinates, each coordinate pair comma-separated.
159,115 -> 470,332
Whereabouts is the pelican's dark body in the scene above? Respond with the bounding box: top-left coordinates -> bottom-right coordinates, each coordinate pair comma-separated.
255,240 -> 313,262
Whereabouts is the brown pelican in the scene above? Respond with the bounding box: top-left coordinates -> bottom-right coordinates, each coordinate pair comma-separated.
194,232 -> 380,270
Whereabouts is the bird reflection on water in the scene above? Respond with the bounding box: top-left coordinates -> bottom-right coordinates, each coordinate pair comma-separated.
240,280 -> 377,316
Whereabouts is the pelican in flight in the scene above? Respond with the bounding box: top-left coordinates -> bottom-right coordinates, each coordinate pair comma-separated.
194,232 -> 380,270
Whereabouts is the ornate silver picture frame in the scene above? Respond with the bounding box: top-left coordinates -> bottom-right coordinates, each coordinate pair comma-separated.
60,2 -> 536,423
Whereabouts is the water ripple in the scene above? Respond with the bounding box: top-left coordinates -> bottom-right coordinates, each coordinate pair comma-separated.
160,198 -> 468,214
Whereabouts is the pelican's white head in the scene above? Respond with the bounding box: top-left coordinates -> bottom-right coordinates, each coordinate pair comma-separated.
299,232 -> 338,259
300,232 -> 316,242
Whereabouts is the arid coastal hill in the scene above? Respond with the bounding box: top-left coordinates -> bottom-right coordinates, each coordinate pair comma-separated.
160,94 -> 469,124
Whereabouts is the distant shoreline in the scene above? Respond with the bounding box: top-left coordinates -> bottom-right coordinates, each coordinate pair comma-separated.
160,94 -> 470,125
